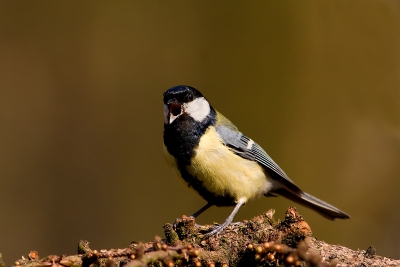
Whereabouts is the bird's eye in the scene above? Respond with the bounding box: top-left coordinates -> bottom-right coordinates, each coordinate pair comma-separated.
187,93 -> 194,101
170,103 -> 181,116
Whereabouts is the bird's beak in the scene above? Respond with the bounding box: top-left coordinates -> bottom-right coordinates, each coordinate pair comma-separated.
167,99 -> 183,124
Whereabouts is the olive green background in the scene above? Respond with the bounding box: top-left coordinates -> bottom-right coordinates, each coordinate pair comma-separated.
1,1 -> 400,265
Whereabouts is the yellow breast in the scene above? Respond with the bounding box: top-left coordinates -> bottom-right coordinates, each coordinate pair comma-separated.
186,127 -> 271,203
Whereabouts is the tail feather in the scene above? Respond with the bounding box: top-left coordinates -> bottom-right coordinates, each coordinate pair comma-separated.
274,189 -> 350,220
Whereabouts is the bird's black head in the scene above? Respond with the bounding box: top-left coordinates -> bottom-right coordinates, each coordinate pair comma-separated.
163,85 -> 204,105
163,85 -> 212,125
163,85 -> 216,165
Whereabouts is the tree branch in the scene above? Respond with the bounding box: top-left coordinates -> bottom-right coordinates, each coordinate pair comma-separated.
11,208 -> 399,267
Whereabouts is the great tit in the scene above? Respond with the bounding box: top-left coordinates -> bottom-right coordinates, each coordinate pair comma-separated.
163,85 -> 349,236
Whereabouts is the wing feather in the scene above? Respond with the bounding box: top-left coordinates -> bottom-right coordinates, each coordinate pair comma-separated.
215,124 -> 301,192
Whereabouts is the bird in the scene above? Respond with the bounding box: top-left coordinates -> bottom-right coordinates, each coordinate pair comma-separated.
162,85 -> 349,236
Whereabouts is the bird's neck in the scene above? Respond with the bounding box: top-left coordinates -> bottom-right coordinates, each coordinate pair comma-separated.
163,108 -> 216,166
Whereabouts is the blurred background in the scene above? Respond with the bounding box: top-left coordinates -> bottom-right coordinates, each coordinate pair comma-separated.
1,1 -> 400,265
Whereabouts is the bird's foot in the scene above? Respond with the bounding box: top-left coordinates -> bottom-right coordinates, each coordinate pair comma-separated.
204,221 -> 245,237
204,198 -> 246,237
204,224 -> 227,237
204,221 -> 243,237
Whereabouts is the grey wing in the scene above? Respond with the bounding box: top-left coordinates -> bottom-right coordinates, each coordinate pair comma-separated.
215,125 -> 301,192
215,124 -> 350,220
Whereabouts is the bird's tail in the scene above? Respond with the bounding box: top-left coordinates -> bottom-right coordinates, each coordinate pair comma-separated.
274,189 -> 350,220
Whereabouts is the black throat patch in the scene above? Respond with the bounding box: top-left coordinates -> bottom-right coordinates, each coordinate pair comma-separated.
163,107 -> 216,166
163,107 -> 237,206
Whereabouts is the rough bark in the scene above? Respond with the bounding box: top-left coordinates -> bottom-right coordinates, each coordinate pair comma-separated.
11,208 -> 400,267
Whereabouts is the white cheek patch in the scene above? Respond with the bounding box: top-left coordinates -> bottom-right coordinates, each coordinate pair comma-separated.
163,104 -> 169,124
184,97 -> 210,122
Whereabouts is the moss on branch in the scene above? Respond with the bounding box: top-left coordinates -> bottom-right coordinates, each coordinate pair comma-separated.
10,208 -> 399,267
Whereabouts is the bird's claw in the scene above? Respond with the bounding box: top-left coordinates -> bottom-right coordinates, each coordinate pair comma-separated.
204,221 -> 243,237
205,225 -> 225,237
